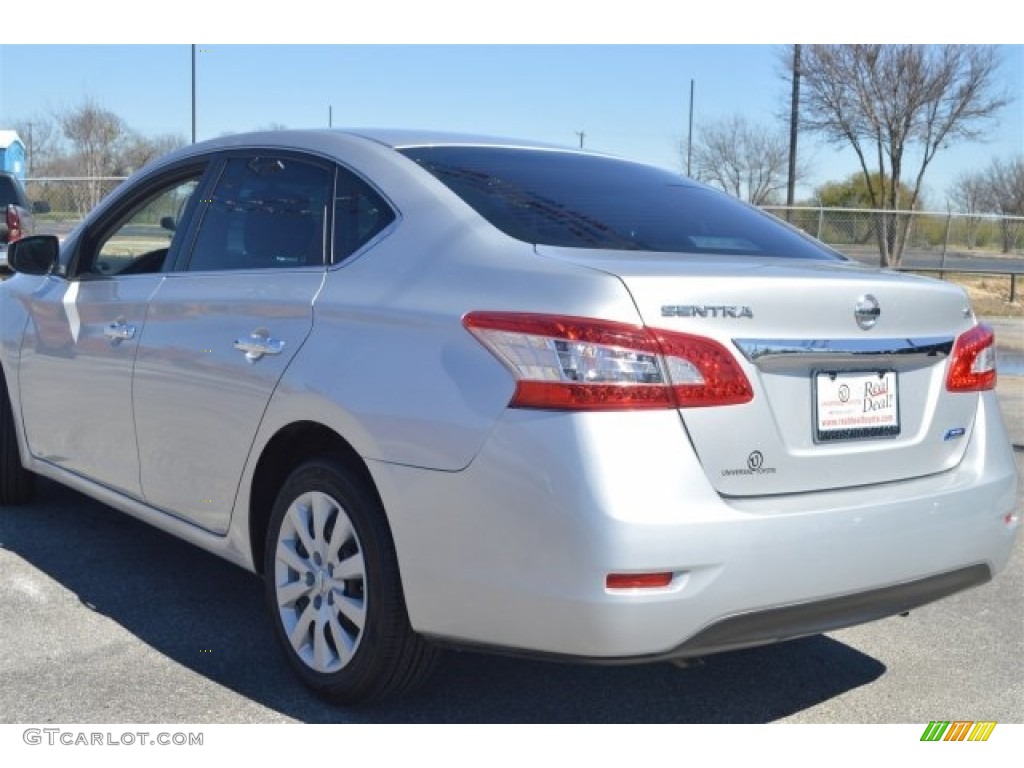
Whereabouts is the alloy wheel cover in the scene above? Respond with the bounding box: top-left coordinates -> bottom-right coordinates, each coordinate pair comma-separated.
273,491 -> 368,673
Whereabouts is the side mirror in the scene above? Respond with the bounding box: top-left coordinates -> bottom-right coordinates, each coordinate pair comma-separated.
8,235 -> 60,276
160,215 -> 176,232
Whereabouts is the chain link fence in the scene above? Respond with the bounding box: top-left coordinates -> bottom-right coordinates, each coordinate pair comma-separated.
25,177 -> 128,236
763,206 -> 1024,257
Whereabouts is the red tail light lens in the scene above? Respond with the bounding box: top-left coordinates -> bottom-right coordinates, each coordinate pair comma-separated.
4,205 -> 23,242
463,312 -> 753,410
946,323 -> 997,392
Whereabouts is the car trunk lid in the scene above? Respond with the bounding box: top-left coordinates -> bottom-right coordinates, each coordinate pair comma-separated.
536,247 -> 981,497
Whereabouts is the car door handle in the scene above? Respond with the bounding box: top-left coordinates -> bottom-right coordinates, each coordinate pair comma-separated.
103,322 -> 137,342
233,329 -> 285,363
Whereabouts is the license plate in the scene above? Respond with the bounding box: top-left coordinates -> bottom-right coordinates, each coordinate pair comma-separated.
814,370 -> 900,442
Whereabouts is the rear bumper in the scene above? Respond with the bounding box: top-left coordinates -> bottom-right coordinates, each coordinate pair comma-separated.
660,563 -> 991,660
371,392 -> 1019,660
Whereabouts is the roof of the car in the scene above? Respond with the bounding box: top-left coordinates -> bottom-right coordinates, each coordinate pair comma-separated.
342,129 -> 570,151
180,128 -> 571,154
136,128 -> 658,189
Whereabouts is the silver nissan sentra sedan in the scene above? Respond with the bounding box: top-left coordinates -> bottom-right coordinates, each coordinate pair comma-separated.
1,129 -> 1018,703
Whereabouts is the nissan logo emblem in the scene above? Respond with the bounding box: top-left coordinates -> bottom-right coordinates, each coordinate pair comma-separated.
854,294 -> 881,330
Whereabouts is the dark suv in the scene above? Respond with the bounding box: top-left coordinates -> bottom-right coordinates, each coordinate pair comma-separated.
0,171 -> 35,270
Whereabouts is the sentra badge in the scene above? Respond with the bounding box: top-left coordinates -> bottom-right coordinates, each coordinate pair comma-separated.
662,305 -> 753,319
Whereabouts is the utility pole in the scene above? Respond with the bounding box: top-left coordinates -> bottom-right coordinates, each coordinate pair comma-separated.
786,44 -> 801,213
191,44 -> 197,144
25,122 -> 33,176
575,131 -> 585,149
329,105 -> 333,127
686,79 -> 695,177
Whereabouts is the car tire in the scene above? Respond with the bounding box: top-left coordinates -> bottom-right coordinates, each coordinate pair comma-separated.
264,456 -> 438,704
0,390 -> 35,505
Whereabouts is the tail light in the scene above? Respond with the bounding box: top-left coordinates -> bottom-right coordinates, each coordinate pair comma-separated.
946,323 -> 997,392
5,205 -> 23,243
463,312 -> 753,410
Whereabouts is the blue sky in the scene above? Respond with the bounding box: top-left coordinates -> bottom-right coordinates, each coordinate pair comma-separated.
1,41 -> 1020,207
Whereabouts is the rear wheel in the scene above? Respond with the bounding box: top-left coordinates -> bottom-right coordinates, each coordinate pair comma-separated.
0,390 -> 35,505
263,456 -> 437,704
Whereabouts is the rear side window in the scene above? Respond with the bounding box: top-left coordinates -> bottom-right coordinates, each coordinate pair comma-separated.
333,167 -> 395,263
186,156 -> 330,272
399,147 -> 840,260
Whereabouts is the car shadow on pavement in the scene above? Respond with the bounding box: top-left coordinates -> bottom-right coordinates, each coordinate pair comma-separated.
1,479 -> 885,724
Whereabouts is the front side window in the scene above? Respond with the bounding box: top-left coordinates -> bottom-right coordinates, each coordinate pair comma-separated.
186,156 -> 331,272
400,146 -> 841,260
87,176 -> 201,276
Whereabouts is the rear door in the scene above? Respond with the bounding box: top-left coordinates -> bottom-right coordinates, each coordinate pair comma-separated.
132,153 -> 331,533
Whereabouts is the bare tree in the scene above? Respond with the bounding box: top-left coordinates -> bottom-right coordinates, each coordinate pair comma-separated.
983,156 -> 1024,252
116,132 -> 187,176
800,45 -> 1010,266
947,171 -> 988,249
948,171 -> 988,214
56,98 -> 129,212
11,103 -> 188,217
946,157 -> 1024,252
982,156 -> 1024,215
690,115 -> 794,205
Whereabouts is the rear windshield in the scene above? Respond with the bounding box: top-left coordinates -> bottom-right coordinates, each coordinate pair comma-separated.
399,147 -> 840,260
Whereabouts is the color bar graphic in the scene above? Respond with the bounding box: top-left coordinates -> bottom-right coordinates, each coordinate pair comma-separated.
920,721 -> 996,742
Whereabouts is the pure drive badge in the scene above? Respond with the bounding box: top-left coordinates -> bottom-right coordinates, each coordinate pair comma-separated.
661,305 -> 754,319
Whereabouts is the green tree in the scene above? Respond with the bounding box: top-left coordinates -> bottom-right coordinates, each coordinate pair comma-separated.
816,173 -> 918,209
